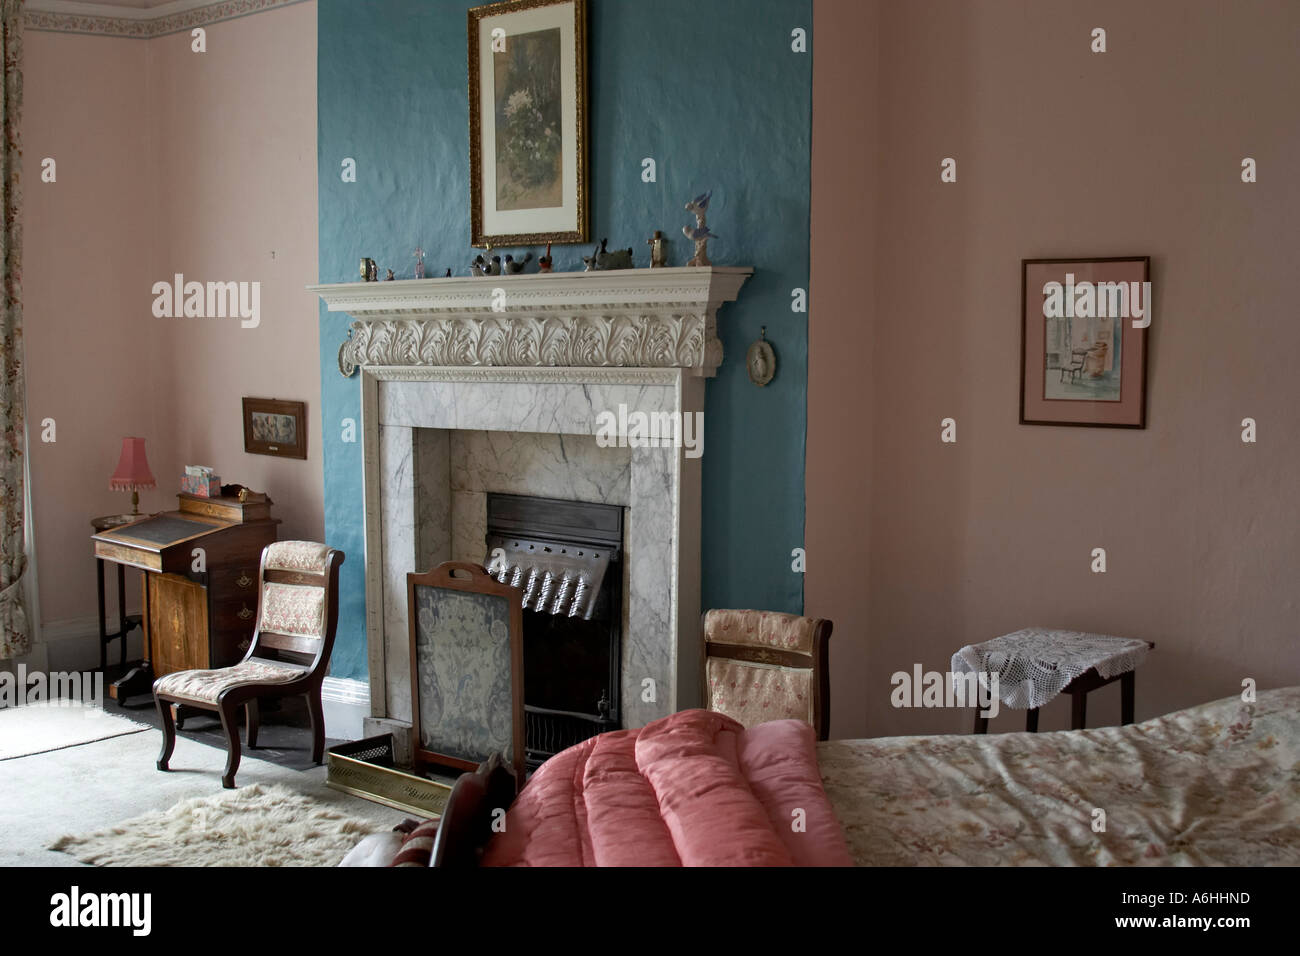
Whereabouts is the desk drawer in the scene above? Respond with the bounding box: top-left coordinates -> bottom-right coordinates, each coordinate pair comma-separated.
206,565 -> 259,597
209,596 -> 257,666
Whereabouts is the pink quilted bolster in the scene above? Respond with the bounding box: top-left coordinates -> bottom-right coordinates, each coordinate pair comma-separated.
482,730 -> 682,867
737,719 -> 855,867
481,736 -> 598,867
634,710 -> 794,866
482,710 -> 850,867
582,730 -> 681,866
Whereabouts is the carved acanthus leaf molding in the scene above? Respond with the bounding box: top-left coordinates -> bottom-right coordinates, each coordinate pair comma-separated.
337,313 -> 709,378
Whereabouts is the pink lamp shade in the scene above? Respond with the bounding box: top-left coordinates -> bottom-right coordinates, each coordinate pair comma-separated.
109,437 -> 156,491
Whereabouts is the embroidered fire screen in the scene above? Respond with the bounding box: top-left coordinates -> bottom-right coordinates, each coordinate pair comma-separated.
407,562 -> 525,782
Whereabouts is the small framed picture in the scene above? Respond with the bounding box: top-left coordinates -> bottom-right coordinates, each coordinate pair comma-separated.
242,398 -> 307,459
1020,257 -> 1151,428
468,0 -> 589,247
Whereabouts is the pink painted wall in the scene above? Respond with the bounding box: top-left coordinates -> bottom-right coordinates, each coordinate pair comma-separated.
23,4 -> 319,663
806,0 -> 876,739
24,32 -> 159,657
808,0 -> 1300,737
145,3 -> 321,546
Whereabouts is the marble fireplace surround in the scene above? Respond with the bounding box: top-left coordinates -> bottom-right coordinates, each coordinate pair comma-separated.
311,267 -> 752,735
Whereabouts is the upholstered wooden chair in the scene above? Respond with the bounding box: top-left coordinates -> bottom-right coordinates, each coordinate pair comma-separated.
701,609 -> 832,740
153,541 -> 344,788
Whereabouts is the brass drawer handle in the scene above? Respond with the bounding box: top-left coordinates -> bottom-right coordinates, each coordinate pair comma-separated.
236,573 -> 253,589
237,605 -> 253,620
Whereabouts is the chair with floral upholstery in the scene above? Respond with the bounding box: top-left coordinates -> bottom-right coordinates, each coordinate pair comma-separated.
701,609 -> 832,740
153,541 -> 344,788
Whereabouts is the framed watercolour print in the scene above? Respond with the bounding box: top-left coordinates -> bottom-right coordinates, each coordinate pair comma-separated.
242,398 -> 307,459
1020,257 -> 1150,428
469,0 -> 589,247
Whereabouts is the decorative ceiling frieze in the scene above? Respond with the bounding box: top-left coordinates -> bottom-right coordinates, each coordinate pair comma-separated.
25,0 -> 309,39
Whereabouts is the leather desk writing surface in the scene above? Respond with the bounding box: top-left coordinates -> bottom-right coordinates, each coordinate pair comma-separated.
107,515 -> 213,545
92,511 -> 235,573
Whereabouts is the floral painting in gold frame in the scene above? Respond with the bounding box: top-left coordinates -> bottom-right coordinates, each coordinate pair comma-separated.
469,0 -> 589,247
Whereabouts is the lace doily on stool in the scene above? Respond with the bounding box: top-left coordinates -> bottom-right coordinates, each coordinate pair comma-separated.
950,628 -> 1150,711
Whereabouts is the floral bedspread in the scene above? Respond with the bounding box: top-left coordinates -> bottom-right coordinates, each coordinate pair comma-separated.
817,687 -> 1300,866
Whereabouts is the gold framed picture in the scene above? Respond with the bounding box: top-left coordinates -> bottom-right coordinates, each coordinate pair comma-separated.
242,398 -> 307,460
469,0 -> 589,247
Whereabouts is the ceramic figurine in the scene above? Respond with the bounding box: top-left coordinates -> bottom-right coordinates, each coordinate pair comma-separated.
504,252 -> 533,274
368,259 -> 379,281
413,247 -> 425,279
538,243 -> 553,273
385,268 -> 395,281
647,230 -> 668,268
360,257 -> 377,281
683,190 -> 717,267
583,238 -> 634,271
471,255 -> 487,277
486,255 -> 503,276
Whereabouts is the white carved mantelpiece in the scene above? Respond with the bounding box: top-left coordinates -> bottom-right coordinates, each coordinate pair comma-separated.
310,266 -> 751,736
309,266 -> 753,378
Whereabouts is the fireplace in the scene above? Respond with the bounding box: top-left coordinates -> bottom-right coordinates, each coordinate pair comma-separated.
484,493 -> 623,767
309,266 -> 751,754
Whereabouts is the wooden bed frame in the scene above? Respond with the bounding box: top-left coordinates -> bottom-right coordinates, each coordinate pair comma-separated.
428,752 -> 517,867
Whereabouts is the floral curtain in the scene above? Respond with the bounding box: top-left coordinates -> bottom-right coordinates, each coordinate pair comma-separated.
0,0 -> 24,660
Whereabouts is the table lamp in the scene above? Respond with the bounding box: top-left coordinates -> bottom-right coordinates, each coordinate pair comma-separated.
110,437 -> 156,516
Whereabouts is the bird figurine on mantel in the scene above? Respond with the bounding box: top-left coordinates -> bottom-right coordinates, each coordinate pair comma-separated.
683,190 -> 717,267
504,252 -> 533,275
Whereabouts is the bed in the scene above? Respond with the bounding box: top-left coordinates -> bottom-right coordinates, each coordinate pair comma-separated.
820,685 -> 1300,866
421,686 -> 1300,866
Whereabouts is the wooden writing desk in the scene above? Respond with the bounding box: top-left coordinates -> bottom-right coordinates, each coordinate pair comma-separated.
92,493 -> 278,704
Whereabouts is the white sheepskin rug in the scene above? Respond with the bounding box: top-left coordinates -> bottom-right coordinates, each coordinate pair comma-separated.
50,784 -> 385,867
